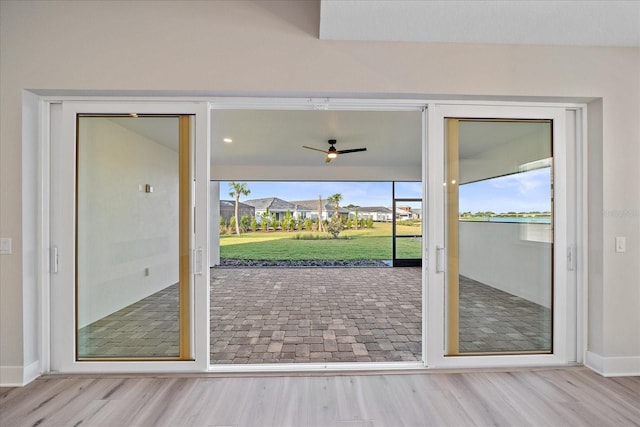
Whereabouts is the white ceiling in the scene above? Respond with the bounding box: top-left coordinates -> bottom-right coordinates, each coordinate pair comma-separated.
210,109 -> 422,169
320,0 -> 640,47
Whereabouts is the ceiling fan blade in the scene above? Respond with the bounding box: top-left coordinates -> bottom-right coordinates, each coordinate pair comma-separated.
336,148 -> 367,154
325,156 -> 333,163
302,145 -> 329,154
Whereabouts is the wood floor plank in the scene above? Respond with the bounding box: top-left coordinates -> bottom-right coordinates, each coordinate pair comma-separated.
1,368 -> 638,427
306,376 -> 341,426
334,375 -> 373,424
270,377 -> 310,427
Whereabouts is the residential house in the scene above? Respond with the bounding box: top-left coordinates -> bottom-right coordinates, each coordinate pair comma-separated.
357,206 -> 393,222
396,206 -> 420,221
243,197 -> 305,223
219,200 -> 255,223
291,199 -> 349,221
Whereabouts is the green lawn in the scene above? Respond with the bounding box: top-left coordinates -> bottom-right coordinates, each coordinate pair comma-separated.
220,222 -> 422,261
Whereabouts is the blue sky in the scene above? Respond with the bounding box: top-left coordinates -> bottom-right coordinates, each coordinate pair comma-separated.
459,168 -> 552,214
220,170 -> 550,213
220,181 -> 421,208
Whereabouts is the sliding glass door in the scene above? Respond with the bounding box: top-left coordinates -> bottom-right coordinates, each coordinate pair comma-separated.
426,104 -> 574,367
50,101 -> 209,372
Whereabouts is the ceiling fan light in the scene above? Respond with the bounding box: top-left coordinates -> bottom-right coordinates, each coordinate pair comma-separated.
327,152 -> 337,159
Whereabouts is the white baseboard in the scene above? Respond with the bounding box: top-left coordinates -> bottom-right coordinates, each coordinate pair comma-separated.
0,361 -> 40,387
585,351 -> 640,377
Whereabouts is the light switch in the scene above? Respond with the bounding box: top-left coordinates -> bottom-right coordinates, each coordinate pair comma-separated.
0,237 -> 12,254
615,236 -> 626,253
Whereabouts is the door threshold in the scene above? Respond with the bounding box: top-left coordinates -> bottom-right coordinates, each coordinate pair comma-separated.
208,361 -> 425,374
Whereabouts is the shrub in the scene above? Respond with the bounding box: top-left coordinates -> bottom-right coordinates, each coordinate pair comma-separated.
240,215 -> 249,233
229,216 -> 237,233
250,217 -> 257,232
326,214 -> 344,239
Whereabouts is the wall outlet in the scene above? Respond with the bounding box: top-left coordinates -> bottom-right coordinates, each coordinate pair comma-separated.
0,237 -> 12,254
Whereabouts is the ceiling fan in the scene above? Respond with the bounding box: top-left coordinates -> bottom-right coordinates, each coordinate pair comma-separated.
302,139 -> 367,163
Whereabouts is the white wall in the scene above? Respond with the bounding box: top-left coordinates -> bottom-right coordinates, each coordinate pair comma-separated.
76,118 -> 179,327
459,222 -> 552,308
1,0 -> 639,381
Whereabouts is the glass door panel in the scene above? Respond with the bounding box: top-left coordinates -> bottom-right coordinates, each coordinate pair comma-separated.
76,115 -> 192,360
446,119 -> 553,355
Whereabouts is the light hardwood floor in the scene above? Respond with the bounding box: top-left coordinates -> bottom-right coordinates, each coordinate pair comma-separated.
1,367 -> 639,426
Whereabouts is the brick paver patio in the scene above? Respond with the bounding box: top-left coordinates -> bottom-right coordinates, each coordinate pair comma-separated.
77,267 -> 552,362
210,267 -> 422,364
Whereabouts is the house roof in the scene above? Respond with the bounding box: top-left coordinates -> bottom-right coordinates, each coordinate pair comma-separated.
243,197 -> 297,212
291,199 -> 349,214
220,200 -> 253,209
359,206 -> 393,214
291,199 -> 327,210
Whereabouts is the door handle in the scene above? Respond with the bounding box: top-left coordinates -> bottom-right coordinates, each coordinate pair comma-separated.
436,246 -> 445,273
51,246 -> 59,274
193,247 -> 203,276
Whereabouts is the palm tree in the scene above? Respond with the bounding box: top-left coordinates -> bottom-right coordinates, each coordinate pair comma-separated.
327,193 -> 343,217
228,181 -> 250,235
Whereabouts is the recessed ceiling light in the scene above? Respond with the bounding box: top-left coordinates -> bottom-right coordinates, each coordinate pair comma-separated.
223,138 -> 233,143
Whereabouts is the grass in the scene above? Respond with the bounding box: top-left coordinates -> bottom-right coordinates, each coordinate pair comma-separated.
220,222 -> 422,261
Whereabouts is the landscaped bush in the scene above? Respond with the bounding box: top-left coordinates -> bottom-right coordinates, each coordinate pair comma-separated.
219,217 -> 229,235
326,215 -> 344,239
250,217 -> 257,232
240,215 -> 249,233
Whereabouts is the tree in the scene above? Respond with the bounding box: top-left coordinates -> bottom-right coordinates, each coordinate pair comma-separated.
326,214 -> 344,239
228,182 -> 251,235
325,193 -> 344,238
327,193 -> 343,216
317,195 -> 324,232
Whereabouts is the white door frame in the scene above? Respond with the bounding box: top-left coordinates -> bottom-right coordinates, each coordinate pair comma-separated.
425,103 -> 584,368
49,100 -> 210,373
39,95 -> 586,373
